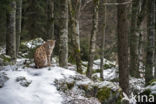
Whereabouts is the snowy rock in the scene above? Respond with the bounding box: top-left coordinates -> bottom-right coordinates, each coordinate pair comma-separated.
63,97 -> 100,104
21,38 -> 45,49
16,76 -> 32,87
0,72 -> 9,88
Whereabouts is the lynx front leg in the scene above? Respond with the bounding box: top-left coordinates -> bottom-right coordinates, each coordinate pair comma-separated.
47,55 -> 51,66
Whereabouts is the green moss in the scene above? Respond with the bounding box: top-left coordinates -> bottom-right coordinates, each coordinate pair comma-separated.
141,89 -> 151,95
0,54 -> 11,62
97,87 -> 111,102
66,81 -> 75,90
19,43 -> 38,59
92,69 -> 101,73
111,78 -> 119,82
104,63 -> 115,69
78,84 -> 89,91
149,79 -> 156,86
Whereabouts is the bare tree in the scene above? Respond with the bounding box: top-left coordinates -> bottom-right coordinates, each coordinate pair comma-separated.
87,0 -> 99,78
6,1 -> 17,62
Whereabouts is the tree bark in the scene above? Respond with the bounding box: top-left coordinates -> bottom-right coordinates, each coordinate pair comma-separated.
68,0 -> 82,73
137,0 -> 147,77
130,0 -> 140,78
145,0 -> 155,84
155,0 -> 156,79
58,0 -> 68,68
100,0 -> 107,80
117,0 -> 129,99
6,1 -> 17,62
16,0 -> 22,55
46,0 -> 54,40
87,0 -> 99,78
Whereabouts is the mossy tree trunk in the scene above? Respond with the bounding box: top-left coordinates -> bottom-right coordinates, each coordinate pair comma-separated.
129,0 -> 140,78
58,0 -> 68,68
68,0 -> 82,73
117,0 -> 129,98
6,0 -> 17,62
145,0 -> 155,85
16,0 -> 22,55
87,0 -> 99,78
46,0 -> 54,40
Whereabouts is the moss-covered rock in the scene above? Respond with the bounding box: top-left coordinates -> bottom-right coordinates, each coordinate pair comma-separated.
97,87 -> 111,102
96,86 -> 122,104
0,72 -> 9,88
16,76 -> 32,87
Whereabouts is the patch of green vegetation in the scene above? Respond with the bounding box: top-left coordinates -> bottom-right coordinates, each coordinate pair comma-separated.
66,81 -> 75,90
78,84 -> 89,91
149,79 -> 156,86
0,54 -> 11,63
111,78 -> 119,82
19,43 -> 38,59
141,89 -> 151,95
92,69 -> 101,74
97,87 -> 111,102
80,39 -> 89,61
104,63 -> 115,69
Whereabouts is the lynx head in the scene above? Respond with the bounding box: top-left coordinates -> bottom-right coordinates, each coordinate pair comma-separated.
47,40 -> 56,49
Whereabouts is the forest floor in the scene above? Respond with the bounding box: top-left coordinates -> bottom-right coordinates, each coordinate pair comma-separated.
0,38 -> 155,104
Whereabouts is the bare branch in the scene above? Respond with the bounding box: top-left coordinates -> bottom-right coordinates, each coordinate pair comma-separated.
104,0 -> 132,6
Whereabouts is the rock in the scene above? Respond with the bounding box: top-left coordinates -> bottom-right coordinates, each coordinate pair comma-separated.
54,73 -> 123,104
0,72 -> 9,88
54,74 -> 101,104
64,97 -> 100,104
16,76 -> 32,87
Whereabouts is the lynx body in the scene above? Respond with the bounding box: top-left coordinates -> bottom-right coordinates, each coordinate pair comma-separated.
34,40 -> 55,68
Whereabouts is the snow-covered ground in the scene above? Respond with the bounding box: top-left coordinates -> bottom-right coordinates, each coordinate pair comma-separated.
0,39 -> 152,104
0,59 -> 75,104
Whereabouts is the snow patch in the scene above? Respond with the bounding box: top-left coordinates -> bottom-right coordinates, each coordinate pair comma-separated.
0,66 -> 75,104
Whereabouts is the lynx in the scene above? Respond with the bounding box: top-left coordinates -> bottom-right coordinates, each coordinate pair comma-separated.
34,40 -> 55,68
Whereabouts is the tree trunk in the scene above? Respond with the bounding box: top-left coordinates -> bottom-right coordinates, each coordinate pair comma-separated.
6,1 -> 17,62
155,0 -> 156,79
46,0 -> 54,40
58,0 -> 68,68
117,0 -> 129,98
87,0 -> 99,78
145,0 -> 155,84
26,0 -> 37,39
137,0 -> 147,77
16,0 -> 22,55
129,0 -> 140,78
100,0 -> 107,80
68,0 -> 82,73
